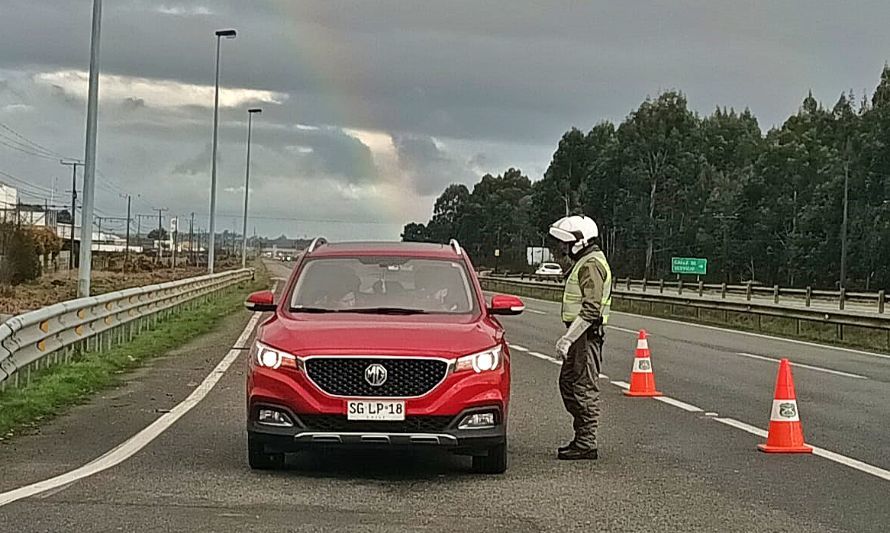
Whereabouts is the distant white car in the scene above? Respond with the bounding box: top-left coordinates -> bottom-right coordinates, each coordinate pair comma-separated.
535,262 -> 563,276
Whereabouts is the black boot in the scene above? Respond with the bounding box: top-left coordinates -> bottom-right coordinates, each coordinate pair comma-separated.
558,447 -> 598,461
557,442 -> 576,454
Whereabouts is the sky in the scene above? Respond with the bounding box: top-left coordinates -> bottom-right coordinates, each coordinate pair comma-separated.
3,0 -> 890,240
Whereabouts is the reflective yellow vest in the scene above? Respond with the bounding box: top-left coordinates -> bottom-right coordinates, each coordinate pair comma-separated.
561,249 -> 612,324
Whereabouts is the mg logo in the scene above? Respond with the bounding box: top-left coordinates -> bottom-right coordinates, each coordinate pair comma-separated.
364,364 -> 388,387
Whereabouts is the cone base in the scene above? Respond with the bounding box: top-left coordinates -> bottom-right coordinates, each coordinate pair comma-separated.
757,443 -> 813,454
623,390 -> 663,397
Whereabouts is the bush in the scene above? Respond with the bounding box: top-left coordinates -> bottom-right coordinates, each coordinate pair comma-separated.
0,225 -> 42,284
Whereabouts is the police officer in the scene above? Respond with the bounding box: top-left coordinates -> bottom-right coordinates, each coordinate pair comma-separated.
548,215 -> 612,460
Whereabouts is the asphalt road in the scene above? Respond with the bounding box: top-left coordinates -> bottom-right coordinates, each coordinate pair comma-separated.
1,261 -> 888,532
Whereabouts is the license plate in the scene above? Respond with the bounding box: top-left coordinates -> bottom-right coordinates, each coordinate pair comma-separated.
346,400 -> 405,421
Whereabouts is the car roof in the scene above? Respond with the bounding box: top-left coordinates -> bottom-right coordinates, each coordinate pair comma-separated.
308,241 -> 464,259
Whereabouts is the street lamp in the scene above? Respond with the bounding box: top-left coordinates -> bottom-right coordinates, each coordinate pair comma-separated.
208,28 -> 237,274
241,107 -> 262,268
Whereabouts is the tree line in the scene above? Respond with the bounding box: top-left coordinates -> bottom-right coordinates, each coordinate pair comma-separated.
403,66 -> 890,290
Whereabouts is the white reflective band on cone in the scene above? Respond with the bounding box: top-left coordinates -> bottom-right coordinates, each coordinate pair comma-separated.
770,399 -> 801,422
637,339 -> 649,350
632,357 -> 654,373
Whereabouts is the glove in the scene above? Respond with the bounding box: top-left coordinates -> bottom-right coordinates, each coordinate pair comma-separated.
555,337 -> 573,360
555,317 -> 593,360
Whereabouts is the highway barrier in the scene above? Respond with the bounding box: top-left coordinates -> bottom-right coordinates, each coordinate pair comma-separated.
480,276 -> 890,352
0,268 -> 255,391
491,273 -> 887,313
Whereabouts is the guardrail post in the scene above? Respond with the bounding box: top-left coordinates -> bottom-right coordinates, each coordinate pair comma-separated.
806,286 -> 812,307
746,281 -> 752,301
879,290 -> 886,314
626,277 -> 632,290
678,279 -> 684,295
721,283 -> 727,299
839,288 -> 846,311
642,278 -> 648,292
698,281 -> 704,297
659,279 -> 664,294
773,285 -> 779,304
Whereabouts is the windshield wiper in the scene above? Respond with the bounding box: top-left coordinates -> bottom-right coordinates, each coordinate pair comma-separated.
290,306 -> 340,313
349,307 -> 428,315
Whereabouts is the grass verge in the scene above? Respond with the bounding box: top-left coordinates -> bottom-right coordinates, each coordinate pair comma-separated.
0,265 -> 268,439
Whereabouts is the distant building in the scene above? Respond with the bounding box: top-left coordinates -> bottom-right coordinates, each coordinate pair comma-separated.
0,183 -> 17,222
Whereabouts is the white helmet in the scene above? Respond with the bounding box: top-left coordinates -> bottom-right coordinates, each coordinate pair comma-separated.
549,215 -> 599,256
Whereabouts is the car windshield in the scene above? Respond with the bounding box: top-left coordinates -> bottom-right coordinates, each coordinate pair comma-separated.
290,257 -> 477,314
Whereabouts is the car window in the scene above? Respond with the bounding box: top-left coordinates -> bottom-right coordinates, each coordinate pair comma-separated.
290,257 -> 477,313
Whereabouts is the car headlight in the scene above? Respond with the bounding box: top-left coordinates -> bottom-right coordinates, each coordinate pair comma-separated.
254,341 -> 298,370
454,345 -> 503,374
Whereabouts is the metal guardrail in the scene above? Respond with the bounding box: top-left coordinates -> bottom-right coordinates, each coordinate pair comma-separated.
489,274 -> 887,314
0,268 -> 254,389
479,276 -> 890,349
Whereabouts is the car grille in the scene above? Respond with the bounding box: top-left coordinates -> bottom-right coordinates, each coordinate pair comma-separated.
298,415 -> 453,433
304,357 -> 449,398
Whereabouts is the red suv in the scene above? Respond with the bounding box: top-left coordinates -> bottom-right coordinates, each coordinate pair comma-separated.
244,239 -> 524,474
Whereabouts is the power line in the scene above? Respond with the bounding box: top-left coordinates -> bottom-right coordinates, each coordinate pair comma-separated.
0,138 -> 60,161
0,122 -> 69,159
0,169 -> 56,195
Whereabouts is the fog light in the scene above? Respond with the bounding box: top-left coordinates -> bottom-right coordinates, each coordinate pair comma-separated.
458,412 -> 496,430
257,408 -> 294,427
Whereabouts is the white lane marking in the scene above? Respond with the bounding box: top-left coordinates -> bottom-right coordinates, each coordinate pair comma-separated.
611,380 -> 630,389
608,325 -> 641,335
715,417 -> 890,482
509,344 -> 529,352
654,396 -> 704,413
0,301 -> 266,507
611,311 -> 890,361
736,352 -> 868,380
713,417 -> 768,437
526,309 -> 548,315
810,446 -> 890,482
529,351 -> 558,363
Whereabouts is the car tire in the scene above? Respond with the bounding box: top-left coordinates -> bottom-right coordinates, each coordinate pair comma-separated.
472,442 -> 507,474
248,435 -> 285,470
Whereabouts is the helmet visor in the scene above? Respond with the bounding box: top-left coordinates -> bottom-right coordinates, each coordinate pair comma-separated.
549,226 -> 577,243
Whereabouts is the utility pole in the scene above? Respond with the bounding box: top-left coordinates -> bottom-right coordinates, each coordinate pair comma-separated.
122,194 -> 131,269
60,160 -> 83,272
840,152 -> 850,291
78,0 -> 103,297
170,216 -> 178,270
154,208 -> 168,263
188,212 -> 195,266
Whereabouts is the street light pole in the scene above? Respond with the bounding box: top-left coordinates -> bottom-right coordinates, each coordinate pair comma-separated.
840,158 -> 850,291
78,0 -> 103,297
242,108 -> 262,268
208,28 -> 237,275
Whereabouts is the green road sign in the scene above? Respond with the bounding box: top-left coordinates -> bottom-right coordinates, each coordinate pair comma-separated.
672,257 -> 707,275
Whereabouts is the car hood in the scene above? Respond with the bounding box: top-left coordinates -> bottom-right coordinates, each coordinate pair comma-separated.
259,314 -> 502,358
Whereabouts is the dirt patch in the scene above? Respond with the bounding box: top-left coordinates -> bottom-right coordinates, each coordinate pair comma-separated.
0,258 -> 244,315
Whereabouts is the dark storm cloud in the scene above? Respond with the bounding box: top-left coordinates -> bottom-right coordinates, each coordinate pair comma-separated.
4,0 -> 890,239
394,135 -> 475,196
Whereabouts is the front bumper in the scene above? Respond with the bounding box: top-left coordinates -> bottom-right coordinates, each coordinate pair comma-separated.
248,404 -> 505,456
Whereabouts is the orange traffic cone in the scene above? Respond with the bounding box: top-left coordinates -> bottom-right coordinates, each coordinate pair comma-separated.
758,358 -> 813,454
623,330 -> 663,397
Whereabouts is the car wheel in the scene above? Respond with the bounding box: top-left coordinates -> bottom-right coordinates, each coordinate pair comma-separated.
472,442 -> 507,474
248,435 -> 285,470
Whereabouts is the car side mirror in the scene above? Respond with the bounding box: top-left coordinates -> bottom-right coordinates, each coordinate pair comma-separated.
245,290 -> 277,312
489,294 -> 525,316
